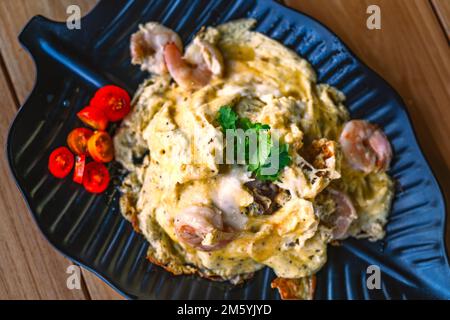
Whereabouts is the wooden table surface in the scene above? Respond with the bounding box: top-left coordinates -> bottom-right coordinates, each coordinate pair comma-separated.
0,0 -> 448,300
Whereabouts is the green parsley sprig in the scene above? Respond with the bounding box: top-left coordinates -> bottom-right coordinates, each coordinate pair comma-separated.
217,105 -> 291,181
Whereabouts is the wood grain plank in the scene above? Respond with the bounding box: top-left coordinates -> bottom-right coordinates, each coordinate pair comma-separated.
0,0 -> 97,104
0,0 -> 122,300
285,0 -> 450,247
431,0 -> 450,40
82,271 -> 124,300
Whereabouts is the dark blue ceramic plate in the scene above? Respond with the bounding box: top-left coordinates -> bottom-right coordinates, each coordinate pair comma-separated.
7,0 -> 450,299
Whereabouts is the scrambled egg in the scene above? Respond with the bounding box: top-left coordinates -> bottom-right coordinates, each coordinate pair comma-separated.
114,19 -> 394,299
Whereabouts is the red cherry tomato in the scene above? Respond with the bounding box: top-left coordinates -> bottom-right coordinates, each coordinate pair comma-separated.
90,85 -> 131,122
87,131 -> 114,163
67,128 -> 94,155
48,147 -> 74,178
73,154 -> 86,184
77,106 -> 108,130
83,162 -> 110,194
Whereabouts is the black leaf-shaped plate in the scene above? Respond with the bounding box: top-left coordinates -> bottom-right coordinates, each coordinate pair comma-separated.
7,0 -> 450,299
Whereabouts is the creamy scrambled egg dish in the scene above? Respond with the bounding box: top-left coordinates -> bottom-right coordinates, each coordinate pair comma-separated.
114,19 -> 394,299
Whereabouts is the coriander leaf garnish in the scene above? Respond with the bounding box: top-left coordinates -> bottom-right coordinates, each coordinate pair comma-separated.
255,143 -> 291,181
217,105 -> 238,130
217,105 -> 292,181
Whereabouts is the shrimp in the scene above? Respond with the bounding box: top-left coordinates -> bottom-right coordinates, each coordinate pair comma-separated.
130,22 -> 182,75
326,189 -> 357,240
174,206 -> 235,251
164,38 -> 224,90
339,120 -> 392,173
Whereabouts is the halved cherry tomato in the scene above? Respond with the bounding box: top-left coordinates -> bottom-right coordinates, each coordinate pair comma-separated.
83,162 -> 110,193
73,154 -> 86,184
90,85 -> 131,122
77,106 -> 108,130
48,147 -> 74,178
87,131 -> 114,163
67,128 -> 93,155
